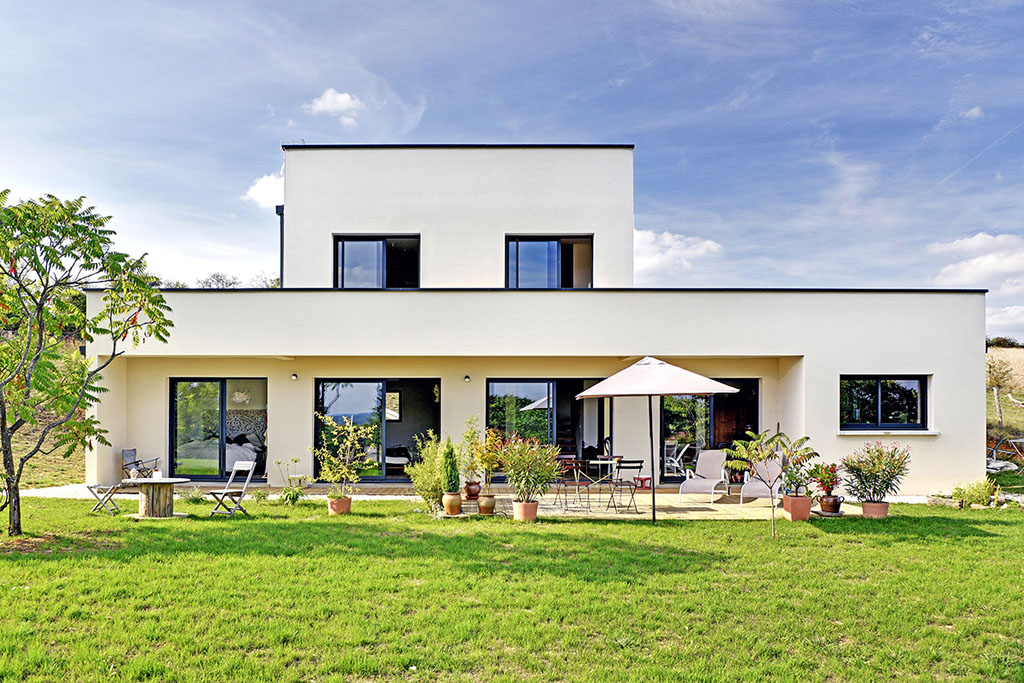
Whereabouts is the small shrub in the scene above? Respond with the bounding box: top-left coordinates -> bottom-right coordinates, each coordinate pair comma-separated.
952,478 -> 997,506
500,434 -> 562,503
181,486 -> 206,505
278,486 -> 304,506
249,488 -> 269,504
841,441 -> 911,502
441,439 -> 460,494
407,430 -> 444,510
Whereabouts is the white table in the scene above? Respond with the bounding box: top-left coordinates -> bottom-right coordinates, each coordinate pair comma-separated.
122,477 -> 191,518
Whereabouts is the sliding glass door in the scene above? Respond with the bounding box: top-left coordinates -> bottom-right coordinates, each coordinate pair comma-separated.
486,380 -> 555,442
315,380 -> 385,478
171,378 -> 268,479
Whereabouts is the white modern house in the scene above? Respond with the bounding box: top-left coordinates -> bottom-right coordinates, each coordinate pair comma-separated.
85,144 -> 986,495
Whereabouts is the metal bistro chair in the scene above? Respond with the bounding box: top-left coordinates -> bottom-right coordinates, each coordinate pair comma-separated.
605,459 -> 644,514
209,460 -> 257,518
553,458 -> 593,510
87,448 -> 159,515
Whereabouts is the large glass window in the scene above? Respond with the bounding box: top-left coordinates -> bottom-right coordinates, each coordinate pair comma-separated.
335,236 -> 420,289
486,380 -> 555,442
840,376 -> 926,429
316,380 -> 385,478
171,378 -> 268,478
506,236 -> 593,289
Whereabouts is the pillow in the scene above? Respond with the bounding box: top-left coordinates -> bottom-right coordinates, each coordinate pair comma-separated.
228,433 -> 249,446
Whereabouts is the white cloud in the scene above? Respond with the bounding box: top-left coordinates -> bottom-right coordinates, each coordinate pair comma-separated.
929,232 -> 1024,293
633,229 -> 722,286
960,105 -> 985,120
242,173 -> 283,209
304,88 -> 365,127
987,305 -> 1024,339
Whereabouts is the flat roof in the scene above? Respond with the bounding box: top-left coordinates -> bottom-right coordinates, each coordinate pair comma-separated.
281,143 -> 635,151
85,287 -> 988,294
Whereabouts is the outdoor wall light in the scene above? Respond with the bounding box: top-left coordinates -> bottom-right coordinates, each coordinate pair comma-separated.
290,373 -> 298,381
464,375 -> 471,383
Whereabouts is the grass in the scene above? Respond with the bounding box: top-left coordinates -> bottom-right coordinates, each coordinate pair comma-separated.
2,500 -> 1024,681
9,425 -> 83,490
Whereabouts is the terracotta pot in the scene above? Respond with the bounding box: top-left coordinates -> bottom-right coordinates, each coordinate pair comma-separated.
783,494 -> 812,521
327,497 -> 351,515
464,481 -> 481,501
819,495 -> 844,514
477,494 -> 496,515
861,501 -> 889,519
442,492 -> 462,516
512,501 -> 539,522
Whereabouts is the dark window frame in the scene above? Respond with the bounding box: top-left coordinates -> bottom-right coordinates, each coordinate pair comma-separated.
504,235 -> 594,289
332,235 -> 421,289
169,376 -> 268,481
839,375 -> 928,430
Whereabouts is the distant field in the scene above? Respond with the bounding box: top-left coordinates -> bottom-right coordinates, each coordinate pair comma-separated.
988,348 -> 1024,440
10,421 -> 84,490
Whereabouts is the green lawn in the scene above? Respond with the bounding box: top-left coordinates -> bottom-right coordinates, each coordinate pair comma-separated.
2,501 -> 1024,681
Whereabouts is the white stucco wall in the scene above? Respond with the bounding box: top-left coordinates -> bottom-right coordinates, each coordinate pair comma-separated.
85,288 -> 986,496
281,145 -> 635,288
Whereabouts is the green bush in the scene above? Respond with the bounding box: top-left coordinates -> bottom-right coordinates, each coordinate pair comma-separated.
249,488 -> 269,504
952,478 -> 997,506
181,486 -> 206,505
407,430 -> 444,510
441,439 -> 460,494
841,441 -> 911,502
500,434 -> 562,503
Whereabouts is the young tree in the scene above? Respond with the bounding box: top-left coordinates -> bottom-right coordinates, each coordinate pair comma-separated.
195,272 -> 240,288
0,191 -> 172,536
987,355 -> 1016,429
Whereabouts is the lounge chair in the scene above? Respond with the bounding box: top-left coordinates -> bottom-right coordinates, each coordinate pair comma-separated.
209,460 -> 257,517
664,443 -> 692,475
738,460 -> 783,506
677,451 -> 728,503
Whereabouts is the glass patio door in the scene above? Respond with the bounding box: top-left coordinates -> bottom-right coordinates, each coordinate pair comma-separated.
315,380 -> 385,478
486,380 -> 555,443
171,380 -> 223,477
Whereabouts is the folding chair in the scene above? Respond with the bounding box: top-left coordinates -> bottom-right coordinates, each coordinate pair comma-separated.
209,460 -> 257,517
87,484 -> 122,514
122,449 -> 158,479
606,459 -> 644,513
553,459 -> 593,510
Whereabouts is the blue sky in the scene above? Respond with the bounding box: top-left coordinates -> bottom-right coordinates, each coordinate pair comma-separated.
2,1 -> 1023,337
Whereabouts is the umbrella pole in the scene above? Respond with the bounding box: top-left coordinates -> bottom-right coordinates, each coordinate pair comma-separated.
649,395 -> 656,524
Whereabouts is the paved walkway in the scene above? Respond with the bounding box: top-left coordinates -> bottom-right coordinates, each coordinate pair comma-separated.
22,483 -> 863,520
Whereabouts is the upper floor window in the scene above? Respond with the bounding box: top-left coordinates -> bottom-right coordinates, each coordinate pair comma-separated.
506,236 -> 593,289
839,376 -> 927,430
334,236 -> 420,289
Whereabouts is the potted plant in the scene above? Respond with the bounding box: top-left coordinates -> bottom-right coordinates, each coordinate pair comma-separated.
406,430 -> 444,512
808,462 -> 843,513
841,441 -> 911,519
727,431 -> 817,536
441,439 -> 462,516
476,428 -> 502,515
500,434 -> 561,522
457,416 -> 483,502
312,413 -> 374,514
778,433 -> 818,522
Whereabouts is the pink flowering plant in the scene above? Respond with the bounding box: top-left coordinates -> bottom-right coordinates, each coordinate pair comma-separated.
808,463 -> 840,496
840,441 -> 911,503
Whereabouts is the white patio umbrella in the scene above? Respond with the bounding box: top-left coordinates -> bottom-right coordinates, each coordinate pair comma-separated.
575,356 -> 739,523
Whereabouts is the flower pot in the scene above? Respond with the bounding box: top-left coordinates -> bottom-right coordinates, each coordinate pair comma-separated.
512,501 -> 538,522
861,501 -> 889,519
442,492 -> 462,516
783,495 -> 812,521
819,495 -> 844,514
327,497 -> 351,515
464,481 -> 481,501
477,494 -> 496,515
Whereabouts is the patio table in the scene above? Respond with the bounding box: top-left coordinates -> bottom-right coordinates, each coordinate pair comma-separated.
122,477 -> 190,518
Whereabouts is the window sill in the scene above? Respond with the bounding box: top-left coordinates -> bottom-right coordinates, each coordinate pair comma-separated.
837,430 -> 939,436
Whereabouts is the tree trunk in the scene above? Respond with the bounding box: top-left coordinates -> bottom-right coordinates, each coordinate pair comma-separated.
994,387 -> 1004,428
770,491 -> 777,539
7,482 -> 21,536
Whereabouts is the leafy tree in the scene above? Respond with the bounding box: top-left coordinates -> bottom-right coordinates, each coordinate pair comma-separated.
987,336 -> 1023,349
196,272 -> 240,289
987,356 -> 1016,429
0,191 -> 172,536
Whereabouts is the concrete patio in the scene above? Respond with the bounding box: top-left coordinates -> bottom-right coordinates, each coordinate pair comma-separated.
23,483 -> 863,520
